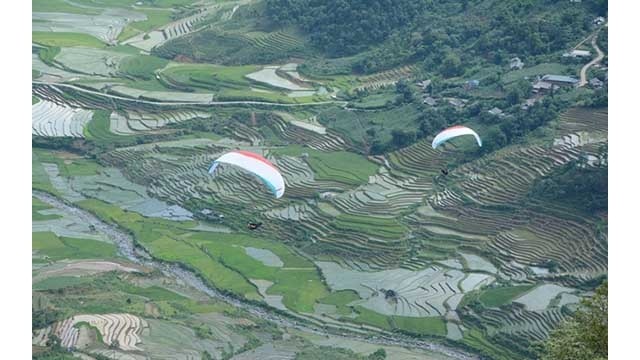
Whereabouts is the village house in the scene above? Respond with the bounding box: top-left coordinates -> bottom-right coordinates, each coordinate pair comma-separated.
532,80 -> 555,94
423,96 -> 437,106
521,98 -> 538,110
589,78 -> 604,88
563,49 -> 592,58
510,57 -> 524,70
464,80 -> 480,90
541,74 -> 579,87
416,79 -> 432,90
488,107 -> 504,116
447,98 -> 466,108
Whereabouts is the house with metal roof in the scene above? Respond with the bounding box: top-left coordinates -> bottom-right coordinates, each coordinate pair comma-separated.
541,74 -> 579,86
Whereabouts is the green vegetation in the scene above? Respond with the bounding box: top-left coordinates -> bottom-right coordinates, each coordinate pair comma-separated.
391,315 -> 446,337
32,198 -> 62,221
118,55 -> 169,80
32,232 -> 118,262
34,276 -> 94,290
37,46 -> 60,66
318,290 -> 360,315
33,0 -> 99,14
478,285 -> 535,308
32,149 -> 101,177
129,9 -> 173,32
266,0 -> 425,56
84,110 -> 138,147
272,146 -> 378,185
32,32 -> 105,48
462,329 -> 516,360
352,306 -> 392,330
539,281 -> 607,360
32,152 -> 58,194
154,28 -> 310,65
188,231 -> 328,312
75,198 -> 331,310
530,154 -> 608,213
332,214 -> 406,239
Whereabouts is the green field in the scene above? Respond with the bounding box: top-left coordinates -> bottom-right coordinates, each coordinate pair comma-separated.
318,290 -> 360,315
75,198 -> 331,310
33,0 -> 99,14
391,315 -> 447,336
161,63 -> 259,90
129,9 -> 173,32
118,55 -> 169,80
32,232 -> 118,262
32,198 -> 62,221
84,110 -> 138,146
332,214 -> 407,239
32,152 -> 58,195
352,306 -> 392,330
33,276 -> 94,290
478,285 -> 536,308
272,146 -> 378,185
33,149 -> 101,177
32,31 -> 105,48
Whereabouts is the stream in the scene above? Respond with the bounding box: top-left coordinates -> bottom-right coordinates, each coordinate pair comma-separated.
33,190 -> 478,360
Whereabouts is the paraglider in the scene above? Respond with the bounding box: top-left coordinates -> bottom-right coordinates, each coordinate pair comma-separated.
247,222 -> 263,230
441,168 -> 449,176
432,125 -> 482,149
209,150 -> 285,198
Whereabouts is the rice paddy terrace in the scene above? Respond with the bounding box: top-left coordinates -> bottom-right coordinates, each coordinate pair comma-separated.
32,1 -> 607,359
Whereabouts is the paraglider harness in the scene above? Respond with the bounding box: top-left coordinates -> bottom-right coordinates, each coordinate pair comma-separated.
247,222 -> 263,230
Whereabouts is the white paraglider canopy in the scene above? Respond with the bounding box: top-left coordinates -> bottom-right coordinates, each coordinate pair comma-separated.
432,125 -> 482,149
209,150 -> 285,198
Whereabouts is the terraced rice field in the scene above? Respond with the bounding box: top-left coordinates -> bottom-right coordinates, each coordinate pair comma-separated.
33,9 -> 146,45
316,261 -> 493,317
354,64 -> 418,92
32,100 -> 93,137
34,313 -> 148,351
109,109 -> 210,134
244,30 -> 305,53
246,66 -> 311,91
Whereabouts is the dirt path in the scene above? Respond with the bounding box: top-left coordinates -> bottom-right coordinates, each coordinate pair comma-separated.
32,190 -> 478,360
579,27 -> 606,87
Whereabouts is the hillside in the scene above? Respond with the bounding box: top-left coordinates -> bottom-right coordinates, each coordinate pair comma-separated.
32,1 -> 608,359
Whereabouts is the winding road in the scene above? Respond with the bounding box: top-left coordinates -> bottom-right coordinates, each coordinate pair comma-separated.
578,26 -> 606,87
32,190 -> 478,360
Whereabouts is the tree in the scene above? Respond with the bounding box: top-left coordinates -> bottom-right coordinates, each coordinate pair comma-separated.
368,348 -> 387,360
440,52 -> 463,78
539,281 -> 607,360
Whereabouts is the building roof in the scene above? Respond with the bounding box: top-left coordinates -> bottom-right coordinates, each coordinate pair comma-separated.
542,74 -> 579,84
488,107 -> 503,115
564,49 -> 591,57
448,98 -> 465,107
533,81 -> 553,90
589,78 -> 604,86
423,96 -> 437,106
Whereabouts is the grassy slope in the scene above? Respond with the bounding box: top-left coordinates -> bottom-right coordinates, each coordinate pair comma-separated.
32,231 -> 119,262
33,149 -> 101,177
32,197 -> 62,221
478,285 -> 536,308
32,32 -> 105,48
272,146 -> 378,185
118,55 -> 169,79
74,198 -> 331,310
